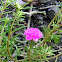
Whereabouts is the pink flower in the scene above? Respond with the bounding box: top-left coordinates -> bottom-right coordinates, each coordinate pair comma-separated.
24,27 -> 43,41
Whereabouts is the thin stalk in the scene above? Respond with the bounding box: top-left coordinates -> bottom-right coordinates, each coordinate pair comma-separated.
47,53 -> 62,61
28,40 -> 33,62
27,52 -> 49,60
0,36 -> 2,62
52,24 -> 62,34
28,51 -> 31,62
49,16 -> 62,34
7,14 -> 17,62
43,16 -> 62,44
7,9 -> 24,62
0,19 -> 9,62
43,24 -> 62,44
0,3 -> 8,62
0,2 -> 17,61
26,49 -> 31,62
55,56 -> 58,62
27,52 -> 62,62
47,8 -> 62,30
0,3 -> 8,18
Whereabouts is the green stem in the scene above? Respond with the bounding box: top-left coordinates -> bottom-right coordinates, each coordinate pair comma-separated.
0,19 -> 8,62
7,15 -> 17,62
0,3 -> 8,61
0,36 -> 2,62
28,40 -> 33,62
0,2 -> 17,61
30,40 -> 33,49
47,53 -> 62,61
27,52 -> 62,62
0,3 -> 8,18
52,24 -> 62,33
47,8 -> 62,30
7,9 -> 22,62
43,16 -> 62,44
27,52 -> 49,61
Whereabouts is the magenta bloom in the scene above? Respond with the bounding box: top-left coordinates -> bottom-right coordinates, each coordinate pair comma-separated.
24,27 -> 43,41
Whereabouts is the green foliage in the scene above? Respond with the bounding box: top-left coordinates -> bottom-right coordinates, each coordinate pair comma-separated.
0,0 -> 25,61
0,0 -> 62,62
23,42 -> 54,62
